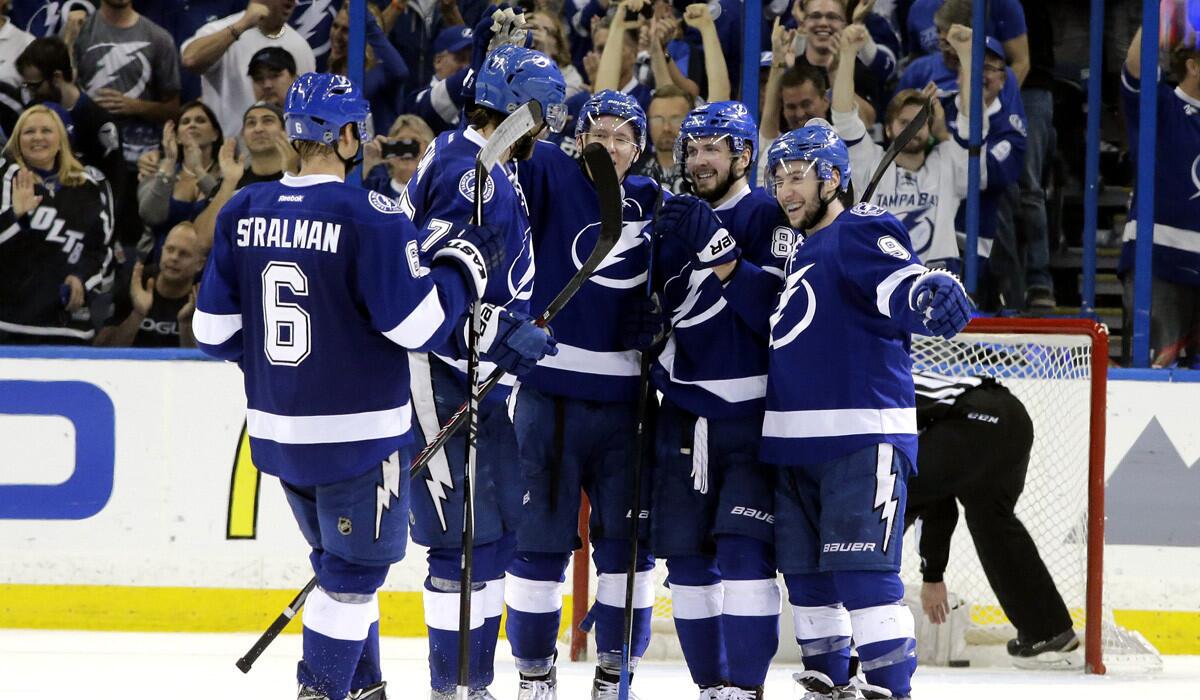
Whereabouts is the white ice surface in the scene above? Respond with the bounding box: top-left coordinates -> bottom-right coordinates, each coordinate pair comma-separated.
0,630 -> 1197,699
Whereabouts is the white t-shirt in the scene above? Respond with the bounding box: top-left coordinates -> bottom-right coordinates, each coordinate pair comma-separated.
0,19 -> 34,89
181,12 -> 315,139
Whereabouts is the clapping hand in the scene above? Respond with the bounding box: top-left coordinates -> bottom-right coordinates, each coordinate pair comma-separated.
11,168 -> 42,218
130,261 -> 155,317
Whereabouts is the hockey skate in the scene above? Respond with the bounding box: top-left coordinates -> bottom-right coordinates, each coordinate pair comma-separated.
348,682 -> 387,700
851,677 -> 912,699
430,688 -> 498,700
591,666 -> 640,700
791,671 -> 856,700
517,666 -> 557,699
1007,628 -> 1082,670
693,685 -> 724,700
720,685 -> 763,699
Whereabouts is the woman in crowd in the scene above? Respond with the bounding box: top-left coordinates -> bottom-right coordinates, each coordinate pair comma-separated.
135,100 -> 223,260
362,113 -> 436,200
0,105 -> 113,345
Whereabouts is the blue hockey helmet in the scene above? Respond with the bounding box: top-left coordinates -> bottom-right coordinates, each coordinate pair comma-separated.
474,45 -> 569,133
284,72 -> 372,145
765,119 -> 852,198
674,100 -> 759,168
574,89 -> 647,153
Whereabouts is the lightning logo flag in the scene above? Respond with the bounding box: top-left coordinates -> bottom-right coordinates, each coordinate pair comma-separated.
873,445 -> 899,554
375,451 -> 402,541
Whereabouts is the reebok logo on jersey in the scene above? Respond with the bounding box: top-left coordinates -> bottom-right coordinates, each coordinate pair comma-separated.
823,542 -> 876,553
730,506 -> 775,524
278,195 -> 304,202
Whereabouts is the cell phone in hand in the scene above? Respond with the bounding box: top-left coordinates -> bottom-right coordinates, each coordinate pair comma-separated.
380,139 -> 420,159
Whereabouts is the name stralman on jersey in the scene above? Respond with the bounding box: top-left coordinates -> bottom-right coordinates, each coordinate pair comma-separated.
234,216 -> 342,254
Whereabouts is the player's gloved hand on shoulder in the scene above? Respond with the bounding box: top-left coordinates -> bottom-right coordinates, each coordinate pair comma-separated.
909,269 -> 971,338
432,223 -> 507,299
476,304 -> 558,376
621,292 -> 667,351
657,195 -> 739,268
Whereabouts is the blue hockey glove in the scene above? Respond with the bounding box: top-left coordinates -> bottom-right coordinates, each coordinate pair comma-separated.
909,270 -> 971,338
621,293 -> 667,351
476,304 -> 558,376
432,223 -> 506,299
657,195 -> 739,268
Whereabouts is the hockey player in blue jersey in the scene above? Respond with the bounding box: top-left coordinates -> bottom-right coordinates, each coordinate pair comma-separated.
192,72 -> 510,700
399,44 -> 567,700
661,122 -> 971,699
501,89 -> 661,700
648,101 -> 789,700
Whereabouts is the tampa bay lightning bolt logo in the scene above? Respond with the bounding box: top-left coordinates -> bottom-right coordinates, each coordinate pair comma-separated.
290,0 -> 337,57
506,227 -> 535,301
571,219 -> 649,289
769,263 -> 817,349
899,207 -> 935,256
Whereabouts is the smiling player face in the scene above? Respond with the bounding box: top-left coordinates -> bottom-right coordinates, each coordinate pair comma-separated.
684,135 -> 746,202
773,160 -> 837,231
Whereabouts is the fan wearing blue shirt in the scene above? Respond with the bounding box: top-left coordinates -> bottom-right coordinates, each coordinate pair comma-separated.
901,0 -> 1029,85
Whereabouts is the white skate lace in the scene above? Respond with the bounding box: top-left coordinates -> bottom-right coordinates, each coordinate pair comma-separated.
518,678 -> 556,700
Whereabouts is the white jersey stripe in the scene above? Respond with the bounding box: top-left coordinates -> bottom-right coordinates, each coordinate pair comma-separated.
193,309 -> 242,345
875,264 -> 926,318
763,407 -> 917,439
536,341 -> 641,378
382,286 -> 446,348
246,404 -> 413,445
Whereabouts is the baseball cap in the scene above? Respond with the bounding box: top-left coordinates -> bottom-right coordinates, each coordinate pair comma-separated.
243,100 -> 284,124
433,26 -> 473,55
248,46 -> 297,76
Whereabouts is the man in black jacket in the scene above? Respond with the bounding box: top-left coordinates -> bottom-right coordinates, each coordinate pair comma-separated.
906,372 -> 1079,667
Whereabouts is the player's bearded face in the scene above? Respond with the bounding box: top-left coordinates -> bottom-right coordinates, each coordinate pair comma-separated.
685,136 -> 742,201
774,162 -> 825,230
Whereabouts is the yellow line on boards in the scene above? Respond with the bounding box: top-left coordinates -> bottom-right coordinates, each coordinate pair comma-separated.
0,585 -> 575,640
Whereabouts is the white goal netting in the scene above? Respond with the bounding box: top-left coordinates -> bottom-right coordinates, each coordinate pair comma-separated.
567,322 -> 1161,673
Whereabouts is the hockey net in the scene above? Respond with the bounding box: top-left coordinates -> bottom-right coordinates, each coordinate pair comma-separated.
564,318 -> 1162,674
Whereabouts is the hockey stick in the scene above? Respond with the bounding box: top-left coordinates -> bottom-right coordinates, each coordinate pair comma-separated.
236,576 -> 317,673
859,98 -> 932,204
618,186 -> 663,700
407,142 -> 623,481
457,100 -> 543,699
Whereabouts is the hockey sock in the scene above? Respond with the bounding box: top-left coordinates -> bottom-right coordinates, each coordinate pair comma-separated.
298,587 -> 379,699
664,554 -> 727,687
349,621 -> 382,691
717,535 -> 780,688
785,572 -> 852,686
585,537 -> 654,665
423,546 -> 486,693
505,550 -> 571,675
836,571 -> 917,698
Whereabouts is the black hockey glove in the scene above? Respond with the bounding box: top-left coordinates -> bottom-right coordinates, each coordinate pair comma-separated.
657,195 -> 740,268
620,292 -> 667,351
432,223 -> 507,299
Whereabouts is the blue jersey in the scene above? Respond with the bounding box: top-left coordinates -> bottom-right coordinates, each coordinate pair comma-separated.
722,203 -> 934,469
651,185 -> 792,420
1119,68 -> 1200,286
399,125 -> 535,394
193,174 -> 474,487
289,0 -> 338,69
516,140 -> 660,403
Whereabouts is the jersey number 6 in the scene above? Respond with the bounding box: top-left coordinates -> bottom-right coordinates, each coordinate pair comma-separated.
262,261 -> 312,366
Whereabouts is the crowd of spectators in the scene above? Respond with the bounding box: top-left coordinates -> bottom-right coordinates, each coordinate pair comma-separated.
0,0 -> 1190,367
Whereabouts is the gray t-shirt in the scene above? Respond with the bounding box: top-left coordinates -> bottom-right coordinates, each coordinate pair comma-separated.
74,13 -> 181,164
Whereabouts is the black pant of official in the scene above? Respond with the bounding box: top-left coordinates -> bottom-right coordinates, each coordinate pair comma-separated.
909,383 -> 1074,643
